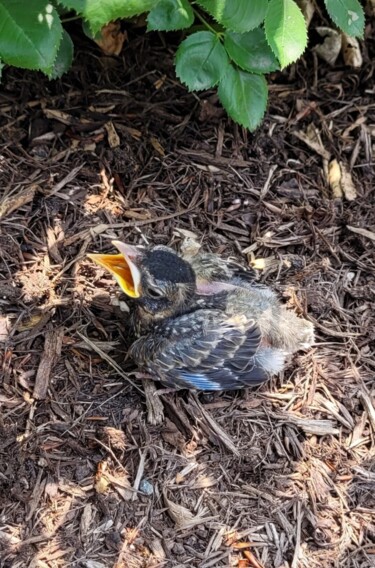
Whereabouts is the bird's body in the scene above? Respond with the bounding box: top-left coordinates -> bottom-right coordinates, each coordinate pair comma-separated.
88,243 -> 314,391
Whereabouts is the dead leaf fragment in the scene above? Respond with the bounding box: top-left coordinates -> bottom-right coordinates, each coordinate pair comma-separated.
150,136 -> 165,157
328,159 -> 343,199
250,258 -> 267,270
340,163 -> 357,200
366,0 -> 375,16
0,394 -> 24,408
295,0 -> 315,25
327,160 -> 357,200
314,27 -> 342,66
104,122 -> 120,148
94,21 -> 126,56
104,472 -> 133,501
154,74 -> 167,90
163,490 -> 214,529
0,315 -> 11,342
163,493 -> 194,527
95,460 -> 110,494
293,128 -> 331,160
342,34 -> 363,68
161,418 -> 186,451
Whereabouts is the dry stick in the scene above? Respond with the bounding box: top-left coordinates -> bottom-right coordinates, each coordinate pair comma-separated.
243,549 -> 265,568
76,332 -> 143,393
189,393 -> 240,456
26,468 -> 46,522
260,164 -> 278,200
359,389 -> 375,432
132,451 -> 146,501
347,225 -> 375,242
33,326 -> 64,400
94,438 -> 128,474
77,335 -> 165,423
291,501 -> 303,568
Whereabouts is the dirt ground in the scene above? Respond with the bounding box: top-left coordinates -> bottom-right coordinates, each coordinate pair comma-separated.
0,19 -> 375,568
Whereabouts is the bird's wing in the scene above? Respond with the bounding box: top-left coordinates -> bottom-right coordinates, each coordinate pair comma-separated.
129,309 -> 268,390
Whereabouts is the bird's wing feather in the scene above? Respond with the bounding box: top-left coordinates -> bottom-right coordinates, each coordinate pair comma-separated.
129,309 -> 268,390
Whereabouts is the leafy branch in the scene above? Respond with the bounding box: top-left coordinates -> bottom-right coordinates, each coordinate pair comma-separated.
0,0 -> 366,131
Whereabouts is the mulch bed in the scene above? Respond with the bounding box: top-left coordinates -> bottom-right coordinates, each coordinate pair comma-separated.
0,20 -> 374,568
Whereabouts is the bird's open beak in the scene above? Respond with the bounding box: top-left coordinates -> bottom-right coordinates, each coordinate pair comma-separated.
87,241 -> 142,298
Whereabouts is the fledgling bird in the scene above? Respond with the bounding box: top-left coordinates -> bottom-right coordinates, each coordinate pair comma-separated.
88,242 -> 314,391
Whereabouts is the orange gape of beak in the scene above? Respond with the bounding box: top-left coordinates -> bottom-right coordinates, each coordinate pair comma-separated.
87,241 -> 142,298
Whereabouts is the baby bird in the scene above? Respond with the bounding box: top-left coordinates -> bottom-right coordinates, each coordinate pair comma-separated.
88,242 -> 314,391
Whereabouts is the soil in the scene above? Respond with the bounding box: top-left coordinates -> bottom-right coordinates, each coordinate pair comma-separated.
0,18 -> 374,568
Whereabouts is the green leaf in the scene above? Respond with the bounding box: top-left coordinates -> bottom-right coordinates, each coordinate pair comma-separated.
59,0 -> 158,34
147,0 -> 194,31
47,28 -> 73,78
324,0 -> 364,38
218,65 -> 268,131
224,29 -> 279,74
82,18 -> 101,40
264,0 -> 307,68
196,0 -> 268,33
175,31 -> 229,91
0,0 -> 63,72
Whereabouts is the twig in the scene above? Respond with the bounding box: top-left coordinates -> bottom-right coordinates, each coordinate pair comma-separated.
291,501 -> 303,568
359,389 -> 375,432
188,393 -> 240,456
76,332 -> 143,393
132,451 -> 146,501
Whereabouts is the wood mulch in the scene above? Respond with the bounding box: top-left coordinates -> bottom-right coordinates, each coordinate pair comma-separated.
0,20 -> 374,568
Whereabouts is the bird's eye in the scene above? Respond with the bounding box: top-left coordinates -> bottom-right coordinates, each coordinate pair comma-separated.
145,286 -> 164,298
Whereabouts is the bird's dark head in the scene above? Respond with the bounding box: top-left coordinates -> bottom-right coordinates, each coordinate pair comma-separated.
88,241 -> 196,321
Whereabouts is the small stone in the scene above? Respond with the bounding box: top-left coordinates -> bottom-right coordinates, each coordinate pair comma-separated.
139,479 -> 153,496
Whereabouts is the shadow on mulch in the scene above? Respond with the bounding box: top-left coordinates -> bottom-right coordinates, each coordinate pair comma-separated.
0,22 -> 375,568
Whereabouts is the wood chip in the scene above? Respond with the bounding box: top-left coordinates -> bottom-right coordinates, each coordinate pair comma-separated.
290,417 -> 339,436
143,379 -> 165,425
0,183 -> 37,219
43,108 -> 75,125
33,327 -> 64,400
80,504 -> 93,539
